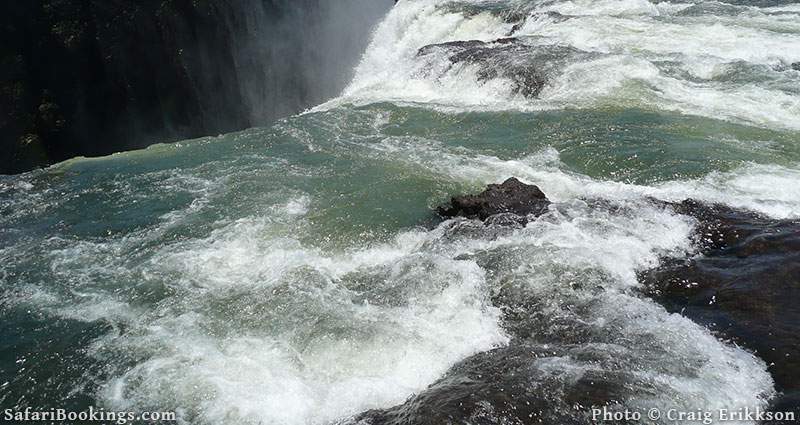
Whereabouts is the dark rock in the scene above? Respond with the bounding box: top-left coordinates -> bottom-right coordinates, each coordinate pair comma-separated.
665,198 -> 766,250
351,194 -> 800,425
441,3 -> 531,24
351,344 -> 597,425
641,199 -> 800,412
451,38 -> 547,98
349,274 -> 679,425
417,41 -> 589,99
792,62 -> 800,71
437,177 -> 550,221
348,233 -> 715,425
0,0 -> 392,174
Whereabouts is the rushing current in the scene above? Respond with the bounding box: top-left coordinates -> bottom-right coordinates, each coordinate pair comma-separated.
2,1 -> 800,424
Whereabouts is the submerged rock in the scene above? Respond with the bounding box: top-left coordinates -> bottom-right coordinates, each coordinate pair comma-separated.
417,41 -> 590,99
417,39 -> 546,98
437,177 -> 550,221
642,199 -> 800,412
352,343 -> 603,425
348,185 -> 794,425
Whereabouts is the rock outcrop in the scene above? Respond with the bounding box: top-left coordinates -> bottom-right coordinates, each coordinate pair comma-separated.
417,40 -> 589,100
0,0 -> 392,174
437,177 -> 551,221
435,180 -> 800,416
642,199 -> 800,412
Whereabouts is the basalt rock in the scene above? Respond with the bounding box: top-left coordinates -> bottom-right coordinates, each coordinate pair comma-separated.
417,39 -> 546,98
437,177 -> 550,221
356,192 -> 799,425
417,41 -> 589,99
641,199 -> 800,414
664,199 -> 767,250
441,3 -> 531,25
351,344 -> 602,425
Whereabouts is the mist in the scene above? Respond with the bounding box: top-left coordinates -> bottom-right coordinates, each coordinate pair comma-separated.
0,0 -> 394,174
215,0 -> 395,125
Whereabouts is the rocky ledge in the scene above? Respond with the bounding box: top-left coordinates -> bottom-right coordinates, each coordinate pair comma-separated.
416,41 -> 589,99
641,200 -> 800,412
429,178 -> 799,421
437,177 -> 550,221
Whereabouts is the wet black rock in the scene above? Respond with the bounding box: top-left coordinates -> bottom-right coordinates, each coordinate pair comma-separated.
641,199 -> 800,413
350,260 -> 682,425
352,344 -> 600,425
437,177 -> 550,221
417,39 -> 546,98
354,190 -> 800,425
417,40 -> 588,99
348,229 -> 713,425
665,199 -> 767,250
441,2 -> 530,25
792,62 -> 800,71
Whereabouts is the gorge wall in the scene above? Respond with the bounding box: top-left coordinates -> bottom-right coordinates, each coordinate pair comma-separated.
0,0 -> 393,174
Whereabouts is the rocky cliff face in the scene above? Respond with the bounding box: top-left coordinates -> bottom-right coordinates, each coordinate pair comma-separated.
0,0 -> 391,174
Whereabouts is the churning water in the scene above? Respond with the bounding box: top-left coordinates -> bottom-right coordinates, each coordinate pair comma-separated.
2,1 -> 800,424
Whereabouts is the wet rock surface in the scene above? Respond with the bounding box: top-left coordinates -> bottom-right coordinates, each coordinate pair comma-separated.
350,252 -> 758,425
437,177 -> 550,221
351,181 -> 795,425
641,200 -> 800,414
351,344 -> 601,425
358,181 -> 800,424
350,275 -> 691,425
417,40 -> 589,99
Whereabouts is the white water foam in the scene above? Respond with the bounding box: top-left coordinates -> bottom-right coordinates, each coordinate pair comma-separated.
405,177 -> 774,419
17,196 -> 506,425
5,137 -> 785,423
4,2 -> 795,422
366,135 -> 800,219
324,0 -> 800,131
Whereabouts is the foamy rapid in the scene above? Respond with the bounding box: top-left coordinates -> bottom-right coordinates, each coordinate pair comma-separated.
327,0 -> 800,131
363,134 -> 800,219
2,120 -> 784,423
2,1 -> 799,424
10,198 -> 507,424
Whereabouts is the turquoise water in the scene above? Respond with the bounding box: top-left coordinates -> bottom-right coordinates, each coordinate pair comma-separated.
3,104 -> 799,423
3,0 -> 800,424
4,105 -> 797,245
